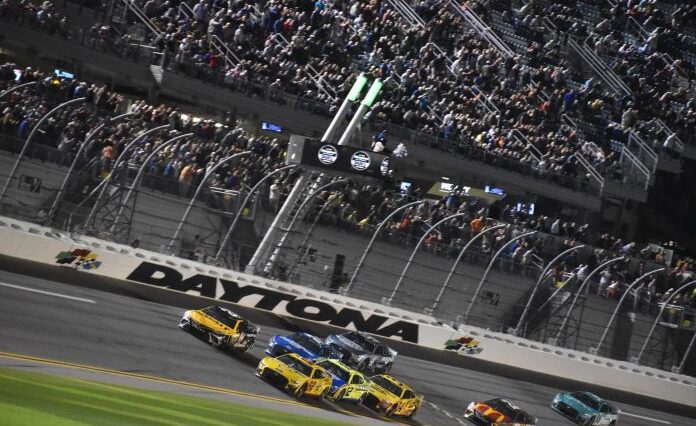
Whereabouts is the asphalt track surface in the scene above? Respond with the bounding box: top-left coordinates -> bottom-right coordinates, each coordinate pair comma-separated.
0,269 -> 693,426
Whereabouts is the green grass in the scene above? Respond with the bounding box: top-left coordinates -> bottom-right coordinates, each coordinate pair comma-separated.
0,367 -> 354,426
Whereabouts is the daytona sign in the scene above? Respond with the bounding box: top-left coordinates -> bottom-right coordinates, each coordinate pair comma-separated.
126,262 -> 419,343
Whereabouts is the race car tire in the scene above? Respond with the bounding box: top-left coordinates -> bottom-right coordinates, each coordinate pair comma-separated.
583,416 -> 596,426
384,404 -> 396,418
406,404 -> 420,419
357,359 -> 369,371
294,383 -> 307,398
334,388 -> 346,401
381,363 -> 392,373
319,387 -> 329,400
357,393 -> 366,405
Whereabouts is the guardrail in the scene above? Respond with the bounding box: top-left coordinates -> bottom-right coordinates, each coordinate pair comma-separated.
118,0 -> 162,39
0,215 -> 693,408
445,0 -> 515,58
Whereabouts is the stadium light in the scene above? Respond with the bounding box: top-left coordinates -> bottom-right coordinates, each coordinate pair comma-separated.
346,74 -> 368,102
361,79 -> 383,108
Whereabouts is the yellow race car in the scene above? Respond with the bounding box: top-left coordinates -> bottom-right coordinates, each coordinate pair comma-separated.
363,374 -> 423,419
179,305 -> 258,353
256,353 -> 332,399
314,358 -> 369,403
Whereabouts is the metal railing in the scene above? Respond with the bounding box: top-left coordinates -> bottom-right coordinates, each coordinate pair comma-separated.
627,131 -> 658,175
619,144 -> 651,190
118,0 -> 162,39
575,152 -> 605,193
445,0 -> 514,58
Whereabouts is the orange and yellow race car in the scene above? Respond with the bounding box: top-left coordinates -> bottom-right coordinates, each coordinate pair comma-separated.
362,374 -> 423,419
464,398 -> 537,425
256,353 -> 332,399
179,305 -> 258,353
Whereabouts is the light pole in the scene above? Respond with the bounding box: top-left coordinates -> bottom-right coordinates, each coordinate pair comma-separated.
431,224 -> 507,312
463,231 -> 536,323
167,151 -> 252,253
48,112 -> 135,223
553,256 -> 626,343
213,164 -> 296,262
634,279 -> 696,364
592,268 -> 666,355
346,200 -> 422,294
82,124 -> 171,232
262,178 -> 349,275
386,212 -> 468,305
110,133 -> 194,234
512,245 -> 586,335
0,97 -> 87,207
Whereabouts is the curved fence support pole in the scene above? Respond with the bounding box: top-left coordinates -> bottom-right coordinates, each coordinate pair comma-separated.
431,224 -> 507,312
464,231 -> 536,323
110,133 -> 194,234
0,97 -> 87,208
0,81 -> 35,100
677,329 -> 696,374
287,196 -> 334,281
635,279 -> 696,364
167,151 -> 252,252
592,268 -> 666,355
213,165 -> 296,262
262,178 -> 349,275
553,256 -> 626,342
83,124 -> 171,232
512,244 -> 586,335
346,200 -> 422,294
48,112 -> 135,223
386,213 -> 467,305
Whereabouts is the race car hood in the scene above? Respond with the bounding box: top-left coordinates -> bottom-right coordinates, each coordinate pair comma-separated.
275,336 -> 318,359
259,356 -> 308,382
190,310 -> 234,335
367,382 -> 400,403
471,402 -> 512,424
329,335 -> 370,355
556,393 -> 600,416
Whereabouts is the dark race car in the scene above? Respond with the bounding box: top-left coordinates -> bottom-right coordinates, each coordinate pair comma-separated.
265,332 -> 340,361
324,331 -> 396,373
464,398 -> 537,425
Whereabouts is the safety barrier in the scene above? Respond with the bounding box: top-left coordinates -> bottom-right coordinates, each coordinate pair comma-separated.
0,215 -> 694,407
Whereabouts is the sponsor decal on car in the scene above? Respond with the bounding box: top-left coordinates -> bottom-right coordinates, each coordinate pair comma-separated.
55,249 -> 102,270
443,336 -> 482,355
126,262 -> 419,342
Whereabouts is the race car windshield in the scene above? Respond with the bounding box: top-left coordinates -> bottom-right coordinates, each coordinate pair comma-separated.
291,334 -> 321,353
277,356 -> 312,376
202,306 -> 238,328
371,376 -> 402,397
570,392 -> 601,411
318,361 -> 350,382
343,333 -> 376,352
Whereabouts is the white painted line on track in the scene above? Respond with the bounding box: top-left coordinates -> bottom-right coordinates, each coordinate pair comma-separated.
0,281 -> 95,304
428,402 -> 438,410
456,419 -> 466,425
620,411 -> 671,424
442,410 -> 453,418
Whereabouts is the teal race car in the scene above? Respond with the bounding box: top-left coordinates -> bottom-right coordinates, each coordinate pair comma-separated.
551,391 -> 619,425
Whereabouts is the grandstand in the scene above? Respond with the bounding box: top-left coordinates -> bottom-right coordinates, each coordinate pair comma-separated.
0,0 -> 694,377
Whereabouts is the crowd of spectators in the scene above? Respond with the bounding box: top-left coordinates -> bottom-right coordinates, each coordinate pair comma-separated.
8,0 -> 691,190
0,62 -> 289,205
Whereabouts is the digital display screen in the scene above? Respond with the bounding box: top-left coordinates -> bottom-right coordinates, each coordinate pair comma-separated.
516,202 -> 535,215
54,69 -> 75,79
484,185 -> 505,196
261,122 -> 283,133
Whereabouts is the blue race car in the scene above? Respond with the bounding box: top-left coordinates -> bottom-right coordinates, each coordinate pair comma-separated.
552,391 -> 619,425
265,332 -> 339,361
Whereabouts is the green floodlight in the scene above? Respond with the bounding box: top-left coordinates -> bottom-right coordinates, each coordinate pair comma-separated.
361,79 -> 383,108
347,74 -> 369,102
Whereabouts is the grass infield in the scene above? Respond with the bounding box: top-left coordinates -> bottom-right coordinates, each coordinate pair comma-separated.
0,367 -> 354,426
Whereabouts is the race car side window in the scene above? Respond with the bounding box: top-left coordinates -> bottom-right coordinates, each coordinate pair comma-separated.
403,390 -> 415,399
600,404 -> 612,413
311,369 -> 326,379
350,375 -> 364,384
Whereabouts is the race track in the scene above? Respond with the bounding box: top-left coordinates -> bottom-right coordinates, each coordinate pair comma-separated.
0,269 -> 692,426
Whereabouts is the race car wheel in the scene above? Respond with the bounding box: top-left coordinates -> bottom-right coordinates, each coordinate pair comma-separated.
319,387 -> 329,400
583,416 -> 596,426
356,359 -> 369,371
381,363 -> 392,373
334,388 -> 346,401
294,383 -> 307,398
384,404 -> 396,417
